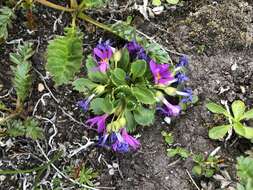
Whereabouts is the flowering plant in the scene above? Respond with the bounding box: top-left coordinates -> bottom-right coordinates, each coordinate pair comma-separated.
73,40 -> 192,153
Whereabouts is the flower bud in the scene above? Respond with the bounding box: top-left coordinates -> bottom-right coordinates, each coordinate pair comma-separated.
164,87 -> 177,96
118,117 -> 126,127
94,85 -> 105,94
113,50 -> 121,63
113,121 -> 121,131
155,91 -> 164,101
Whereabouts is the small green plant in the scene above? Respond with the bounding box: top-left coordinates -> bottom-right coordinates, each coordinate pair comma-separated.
69,163 -> 98,188
206,100 -> 253,140
192,153 -> 220,178
167,147 -> 221,178
237,155 -> 253,190
152,0 -> 180,6
0,42 -> 34,126
0,6 -> 15,42
161,131 -> 174,145
7,118 -> 44,140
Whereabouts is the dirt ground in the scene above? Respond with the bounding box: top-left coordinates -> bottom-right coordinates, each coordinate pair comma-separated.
0,0 -> 253,189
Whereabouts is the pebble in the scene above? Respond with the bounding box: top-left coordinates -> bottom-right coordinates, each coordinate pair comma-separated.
0,175 -> 6,181
38,83 -> 45,92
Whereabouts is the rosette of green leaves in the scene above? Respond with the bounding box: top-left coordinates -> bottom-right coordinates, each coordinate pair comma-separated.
73,48 -> 157,132
206,100 -> 253,140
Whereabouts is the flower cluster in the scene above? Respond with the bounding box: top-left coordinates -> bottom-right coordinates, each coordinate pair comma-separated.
75,40 -> 192,153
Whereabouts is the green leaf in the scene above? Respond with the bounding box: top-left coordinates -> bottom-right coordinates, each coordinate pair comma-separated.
133,106 -> 155,125
125,110 -> 137,133
110,68 -> 126,86
72,78 -> 97,93
161,131 -> 174,144
7,120 -> 26,137
237,156 -> 253,187
0,101 -> 6,110
144,43 -> 171,64
192,165 -> 202,176
132,86 -> 156,105
234,122 -> 245,137
167,147 -> 190,158
46,28 -> 83,85
243,126 -> 253,139
24,118 -> 44,140
166,0 -> 180,5
79,0 -> 105,8
208,125 -> 231,139
0,6 -> 15,41
118,48 -> 129,71
152,0 -> 161,6
243,109 -> 253,120
10,42 -> 34,103
232,100 -> 246,120
204,169 -> 215,178
206,102 -> 227,114
130,60 -> 147,79
10,42 -> 34,65
90,98 -> 113,114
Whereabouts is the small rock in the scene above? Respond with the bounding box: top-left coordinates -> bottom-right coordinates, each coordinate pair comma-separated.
38,83 -> 45,92
0,175 -> 6,181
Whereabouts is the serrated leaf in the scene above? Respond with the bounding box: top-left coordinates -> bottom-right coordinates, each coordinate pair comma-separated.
72,78 -> 97,92
24,118 -> 43,140
208,125 -> 231,139
130,60 -> 147,79
10,42 -> 34,102
11,62 -> 31,102
133,106 -> 154,125
110,68 -> 126,86
0,6 -> 15,41
10,42 -> 34,65
132,86 -> 156,105
90,98 -> 113,114
7,120 -> 26,137
46,28 -> 83,85
232,100 -> 246,120
166,0 -> 179,5
206,102 -> 227,114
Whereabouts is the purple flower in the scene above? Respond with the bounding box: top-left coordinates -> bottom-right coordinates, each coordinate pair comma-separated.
177,55 -> 189,67
112,128 -> 140,153
86,114 -> 108,133
175,73 -> 189,83
149,60 -> 174,85
77,94 -> 95,112
176,88 -> 193,103
93,41 -> 113,72
126,41 -> 149,61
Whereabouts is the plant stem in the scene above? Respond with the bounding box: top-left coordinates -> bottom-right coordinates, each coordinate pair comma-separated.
35,0 -> 74,12
77,12 -> 113,33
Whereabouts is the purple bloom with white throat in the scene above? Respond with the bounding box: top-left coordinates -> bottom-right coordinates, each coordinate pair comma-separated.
86,114 -> 108,133
77,94 -> 95,112
93,41 -> 113,73
176,88 -> 193,103
149,60 -> 174,85
156,93 -> 181,116
112,128 -> 140,153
